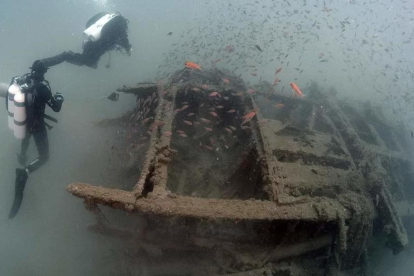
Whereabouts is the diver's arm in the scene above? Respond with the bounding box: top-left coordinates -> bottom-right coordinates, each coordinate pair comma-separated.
118,33 -> 132,53
45,86 -> 64,112
47,93 -> 64,112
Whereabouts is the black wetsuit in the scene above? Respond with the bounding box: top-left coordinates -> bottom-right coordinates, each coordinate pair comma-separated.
33,13 -> 131,70
66,12 -> 131,68
20,81 -> 63,173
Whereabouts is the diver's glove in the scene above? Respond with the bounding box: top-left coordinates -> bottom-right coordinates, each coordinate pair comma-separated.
126,44 -> 132,56
55,92 -> 64,103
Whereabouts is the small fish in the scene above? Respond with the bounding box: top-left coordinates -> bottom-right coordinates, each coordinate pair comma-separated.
209,91 -> 220,97
187,113 -> 195,117
241,111 -> 256,125
200,118 -> 212,123
167,32 -> 173,36
275,103 -> 284,108
179,133 -> 188,138
164,131 -> 173,137
320,59 -> 329,62
185,61 -> 203,70
203,145 -> 214,151
210,111 -> 219,117
212,59 -> 222,64
224,127 -> 233,134
290,83 -> 304,97
192,87 -> 201,92
251,73 -> 258,76
201,84 -> 209,90
177,130 -> 185,134
225,45 -> 235,52
223,96 -> 229,100
247,89 -> 256,94
275,68 -> 283,74
227,109 -> 236,113
204,127 -> 213,132
183,120 -> 193,125
215,105 -> 224,109
255,45 -> 263,52
222,78 -> 231,84
180,105 -> 189,111
272,78 -> 280,86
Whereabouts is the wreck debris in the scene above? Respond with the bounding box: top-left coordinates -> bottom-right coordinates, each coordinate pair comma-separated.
67,71 -> 413,275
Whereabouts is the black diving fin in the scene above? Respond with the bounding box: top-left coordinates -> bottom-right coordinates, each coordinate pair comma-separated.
8,168 -> 29,219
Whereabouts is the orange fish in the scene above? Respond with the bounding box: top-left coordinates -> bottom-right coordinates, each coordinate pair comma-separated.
185,61 -> 203,70
241,111 -> 256,125
290,83 -> 304,97
222,78 -> 231,84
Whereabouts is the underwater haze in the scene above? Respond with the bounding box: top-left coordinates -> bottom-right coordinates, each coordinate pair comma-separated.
0,0 -> 414,275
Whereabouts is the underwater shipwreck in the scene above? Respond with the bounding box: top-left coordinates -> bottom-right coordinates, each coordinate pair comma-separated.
67,68 -> 414,276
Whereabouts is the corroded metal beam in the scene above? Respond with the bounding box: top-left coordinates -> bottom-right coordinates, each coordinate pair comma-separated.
67,183 -> 349,221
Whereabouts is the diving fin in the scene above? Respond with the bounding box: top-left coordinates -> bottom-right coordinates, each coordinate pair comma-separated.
8,168 -> 29,219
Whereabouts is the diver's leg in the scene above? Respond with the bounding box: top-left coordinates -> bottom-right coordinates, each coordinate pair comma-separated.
25,126 -> 49,174
66,51 -> 86,66
17,134 -> 31,166
9,133 -> 34,219
38,51 -> 69,68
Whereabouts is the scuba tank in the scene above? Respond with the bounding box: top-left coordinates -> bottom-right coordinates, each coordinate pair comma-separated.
5,75 -> 33,140
13,91 -> 26,139
7,82 -> 20,130
83,13 -> 117,42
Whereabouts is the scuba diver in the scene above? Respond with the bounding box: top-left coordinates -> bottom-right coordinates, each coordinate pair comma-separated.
6,11 -> 131,218
8,62 -> 64,219
31,12 -> 132,70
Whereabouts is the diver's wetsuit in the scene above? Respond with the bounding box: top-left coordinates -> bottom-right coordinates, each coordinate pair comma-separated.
38,13 -> 131,69
20,81 -> 63,174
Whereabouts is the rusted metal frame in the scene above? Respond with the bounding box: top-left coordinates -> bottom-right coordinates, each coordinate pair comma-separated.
148,84 -> 177,195
321,107 -> 358,170
67,183 -> 348,221
248,96 -> 280,202
132,84 -> 164,196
